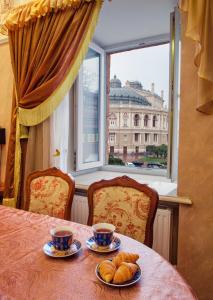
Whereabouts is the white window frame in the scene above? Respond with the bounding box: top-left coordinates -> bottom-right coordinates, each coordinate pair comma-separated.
69,10 -> 179,179
101,12 -> 180,179
76,42 -> 105,171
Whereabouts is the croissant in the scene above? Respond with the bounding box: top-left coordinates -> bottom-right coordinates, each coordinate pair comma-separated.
112,252 -> 139,267
113,262 -> 138,284
99,260 -> 116,283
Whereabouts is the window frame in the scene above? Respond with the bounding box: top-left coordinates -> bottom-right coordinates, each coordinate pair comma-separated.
76,42 -> 106,171
69,14 -> 179,180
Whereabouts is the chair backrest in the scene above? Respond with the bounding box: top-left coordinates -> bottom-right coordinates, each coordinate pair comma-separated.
87,176 -> 159,247
25,167 -> 75,220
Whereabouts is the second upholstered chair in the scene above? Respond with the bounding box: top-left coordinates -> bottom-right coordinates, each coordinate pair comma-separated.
87,176 -> 159,247
25,167 -> 75,220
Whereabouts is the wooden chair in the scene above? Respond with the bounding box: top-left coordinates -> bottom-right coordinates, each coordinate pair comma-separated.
25,167 -> 75,220
87,175 -> 159,247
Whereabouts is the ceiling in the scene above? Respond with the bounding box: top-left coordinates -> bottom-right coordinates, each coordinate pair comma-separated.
93,0 -> 178,50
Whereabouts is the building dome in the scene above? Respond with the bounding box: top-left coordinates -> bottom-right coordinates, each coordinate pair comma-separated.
110,86 -> 151,106
110,75 -> 122,88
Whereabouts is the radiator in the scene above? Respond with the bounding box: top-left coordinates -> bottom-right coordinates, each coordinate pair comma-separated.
71,195 -> 171,261
153,208 -> 171,261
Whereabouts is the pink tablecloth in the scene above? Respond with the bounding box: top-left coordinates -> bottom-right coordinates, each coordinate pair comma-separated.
0,206 -> 196,300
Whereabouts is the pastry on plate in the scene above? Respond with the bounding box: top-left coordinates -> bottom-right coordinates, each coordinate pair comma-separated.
99,260 -> 116,283
113,262 -> 138,284
112,251 -> 139,267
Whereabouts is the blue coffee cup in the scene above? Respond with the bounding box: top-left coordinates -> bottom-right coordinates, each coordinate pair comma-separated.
92,223 -> 115,248
50,226 -> 73,251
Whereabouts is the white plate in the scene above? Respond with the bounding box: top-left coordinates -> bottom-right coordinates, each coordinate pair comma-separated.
43,240 -> 82,258
86,236 -> 121,253
95,260 -> 142,287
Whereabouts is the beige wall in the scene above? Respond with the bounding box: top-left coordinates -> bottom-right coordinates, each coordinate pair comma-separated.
177,17 -> 213,300
0,42 -> 13,182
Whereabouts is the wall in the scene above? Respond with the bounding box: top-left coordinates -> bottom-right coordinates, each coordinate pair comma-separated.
0,42 -> 13,182
177,16 -> 213,300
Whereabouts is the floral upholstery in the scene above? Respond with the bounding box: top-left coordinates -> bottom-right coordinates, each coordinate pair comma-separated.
92,186 -> 151,243
29,176 -> 69,219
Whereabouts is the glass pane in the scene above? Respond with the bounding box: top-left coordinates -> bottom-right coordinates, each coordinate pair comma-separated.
82,48 -> 100,163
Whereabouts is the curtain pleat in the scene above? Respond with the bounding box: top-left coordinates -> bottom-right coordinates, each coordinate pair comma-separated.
180,0 -> 213,114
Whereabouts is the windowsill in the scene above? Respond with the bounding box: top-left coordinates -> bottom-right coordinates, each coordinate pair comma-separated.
73,170 -> 192,205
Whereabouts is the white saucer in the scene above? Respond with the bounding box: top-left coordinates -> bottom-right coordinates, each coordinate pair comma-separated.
86,236 -> 121,253
95,260 -> 141,287
43,239 -> 82,258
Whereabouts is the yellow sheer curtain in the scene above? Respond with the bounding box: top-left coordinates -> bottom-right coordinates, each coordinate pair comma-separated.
180,0 -> 213,114
1,0 -> 103,207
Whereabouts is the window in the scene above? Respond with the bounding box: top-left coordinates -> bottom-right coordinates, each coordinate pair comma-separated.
123,146 -> 127,154
110,146 -> 114,154
135,133 -> 139,142
109,133 -> 115,143
145,133 -> 149,143
76,43 -> 105,170
135,146 -> 139,153
154,134 -> 158,142
134,114 -> 140,126
153,115 -> 157,127
123,113 -> 128,127
144,115 -> 149,127
109,113 -> 117,127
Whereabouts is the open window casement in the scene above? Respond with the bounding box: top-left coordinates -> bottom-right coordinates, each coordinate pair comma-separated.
168,7 -> 181,182
75,42 -> 106,171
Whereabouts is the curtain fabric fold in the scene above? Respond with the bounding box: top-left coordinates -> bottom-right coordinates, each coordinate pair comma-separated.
180,0 -> 213,114
3,0 -> 103,207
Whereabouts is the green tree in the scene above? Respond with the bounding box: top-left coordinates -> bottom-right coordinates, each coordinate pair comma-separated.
146,145 -> 156,155
158,144 -> 168,158
108,155 -> 125,166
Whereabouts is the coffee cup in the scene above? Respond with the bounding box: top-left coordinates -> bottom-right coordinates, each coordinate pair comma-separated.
92,223 -> 115,248
50,226 -> 73,251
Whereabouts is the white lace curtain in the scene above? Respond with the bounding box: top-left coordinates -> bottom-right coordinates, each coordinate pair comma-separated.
50,92 -> 71,173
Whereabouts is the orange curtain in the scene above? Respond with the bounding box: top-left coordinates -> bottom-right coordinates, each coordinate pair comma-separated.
2,0 -> 103,206
180,0 -> 213,114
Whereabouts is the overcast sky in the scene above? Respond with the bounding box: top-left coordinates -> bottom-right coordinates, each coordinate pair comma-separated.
110,43 -> 170,106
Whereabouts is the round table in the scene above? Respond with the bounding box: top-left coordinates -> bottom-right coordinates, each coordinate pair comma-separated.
0,206 -> 197,300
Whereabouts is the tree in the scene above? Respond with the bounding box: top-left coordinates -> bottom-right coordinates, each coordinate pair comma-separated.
158,144 -> 168,158
108,155 -> 125,166
146,145 -> 156,155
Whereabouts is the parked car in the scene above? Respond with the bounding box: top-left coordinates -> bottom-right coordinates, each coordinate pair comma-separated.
125,162 -> 135,167
132,161 -> 144,167
147,163 -> 166,169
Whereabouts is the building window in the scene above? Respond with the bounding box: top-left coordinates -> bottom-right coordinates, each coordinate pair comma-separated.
135,133 -> 139,142
154,133 -> 158,142
144,115 -> 149,127
123,112 -> 128,127
134,114 -> 140,126
145,133 -> 149,143
135,146 -> 139,153
109,113 -> 117,127
109,133 -> 115,143
110,146 -> 114,154
153,115 -> 157,127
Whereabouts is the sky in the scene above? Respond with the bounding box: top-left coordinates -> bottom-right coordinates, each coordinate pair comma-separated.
110,43 -> 170,106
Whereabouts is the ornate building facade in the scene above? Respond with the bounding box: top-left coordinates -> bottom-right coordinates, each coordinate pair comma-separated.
108,75 -> 168,157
